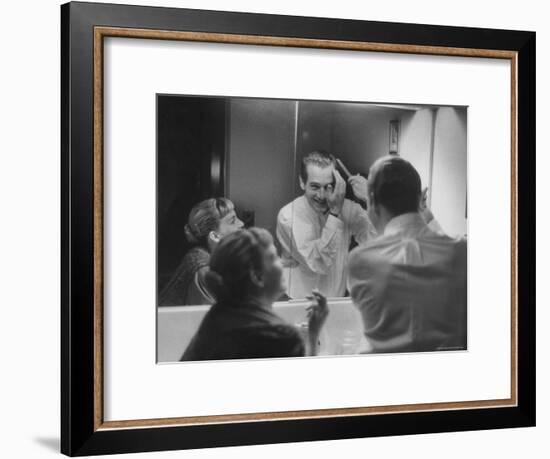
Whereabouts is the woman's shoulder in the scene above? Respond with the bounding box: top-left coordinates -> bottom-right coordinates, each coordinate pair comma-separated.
235,322 -> 305,357
159,246 -> 211,306
183,245 -> 209,261
183,318 -> 305,361
242,321 -> 301,339
178,246 -> 210,274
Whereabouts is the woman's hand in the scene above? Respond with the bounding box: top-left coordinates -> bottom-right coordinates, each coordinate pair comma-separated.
306,290 -> 329,355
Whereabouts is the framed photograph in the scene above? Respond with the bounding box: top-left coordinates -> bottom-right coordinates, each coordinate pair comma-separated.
61,1 -> 535,456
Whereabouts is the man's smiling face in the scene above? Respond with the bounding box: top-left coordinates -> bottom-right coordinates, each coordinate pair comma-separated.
300,164 -> 335,214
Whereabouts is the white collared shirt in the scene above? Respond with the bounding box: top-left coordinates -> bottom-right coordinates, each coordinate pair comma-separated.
276,195 -> 376,299
347,212 -> 467,353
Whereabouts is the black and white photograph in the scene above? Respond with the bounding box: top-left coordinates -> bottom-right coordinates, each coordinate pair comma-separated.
157,95 -> 468,363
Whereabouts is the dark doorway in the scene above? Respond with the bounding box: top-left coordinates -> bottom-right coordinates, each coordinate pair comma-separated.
157,95 -> 227,293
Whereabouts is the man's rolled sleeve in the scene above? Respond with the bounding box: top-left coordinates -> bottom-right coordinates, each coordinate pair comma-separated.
345,201 -> 378,245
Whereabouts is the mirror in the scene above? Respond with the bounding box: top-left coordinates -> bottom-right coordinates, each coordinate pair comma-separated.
157,95 -> 467,306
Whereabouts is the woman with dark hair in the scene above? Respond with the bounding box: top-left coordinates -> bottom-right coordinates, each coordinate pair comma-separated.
181,227 -> 329,361
160,198 -> 244,306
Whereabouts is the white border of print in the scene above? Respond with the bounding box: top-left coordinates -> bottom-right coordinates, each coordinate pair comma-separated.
103,38 -> 511,421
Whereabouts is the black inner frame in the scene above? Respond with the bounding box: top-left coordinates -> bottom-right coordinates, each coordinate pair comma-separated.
61,2 -> 535,456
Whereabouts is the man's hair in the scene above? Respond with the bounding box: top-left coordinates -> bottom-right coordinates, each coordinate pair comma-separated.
368,156 -> 422,217
299,150 -> 335,183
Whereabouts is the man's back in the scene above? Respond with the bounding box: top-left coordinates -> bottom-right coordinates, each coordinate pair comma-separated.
348,213 -> 467,353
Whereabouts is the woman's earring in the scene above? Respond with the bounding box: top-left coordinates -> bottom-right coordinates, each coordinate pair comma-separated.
209,231 -> 221,243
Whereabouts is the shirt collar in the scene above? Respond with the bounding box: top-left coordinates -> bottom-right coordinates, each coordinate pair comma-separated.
301,195 -> 329,222
383,212 -> 427,237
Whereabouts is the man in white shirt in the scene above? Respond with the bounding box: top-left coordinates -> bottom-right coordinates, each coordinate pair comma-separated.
347,155 -> 467,353
276,151 -> 376,299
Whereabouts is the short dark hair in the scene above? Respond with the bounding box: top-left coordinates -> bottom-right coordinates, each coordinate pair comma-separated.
299,150 -> 335,183
368,156 -> 422,217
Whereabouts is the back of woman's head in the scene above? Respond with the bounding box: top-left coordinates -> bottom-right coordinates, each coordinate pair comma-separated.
205,227 -> 273,302
184,198 -> 234,246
